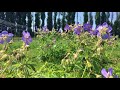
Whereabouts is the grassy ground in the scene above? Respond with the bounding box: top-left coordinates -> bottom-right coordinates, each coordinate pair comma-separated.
0,33 -> 120,78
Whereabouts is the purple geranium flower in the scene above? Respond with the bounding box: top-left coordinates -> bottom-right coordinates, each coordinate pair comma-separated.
101,68 -> 113,78
101,68 -> 118,78
96,25 -> 103,32
22,31 -> 32,45
1,31 -> 14,43
6,33 -> 14,43
94,30 -> 99,35
42,26 -> 48,32
90,29 -> 99,36
1,31 -> 9,36
95,22 -> 112,39
97,32 -> 101,37
96,22 -> 112,33
102,22 -> 112,33
83,22 -> 92,32
64,24 -> 71,31
97,32 -> 112,40
102,33 -> 112,40
73,26 -> 82,35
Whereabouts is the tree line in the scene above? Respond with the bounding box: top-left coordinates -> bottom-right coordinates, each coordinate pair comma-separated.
0,12 -> 120,37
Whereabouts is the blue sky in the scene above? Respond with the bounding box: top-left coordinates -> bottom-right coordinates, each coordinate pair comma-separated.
32,12 -> 117,30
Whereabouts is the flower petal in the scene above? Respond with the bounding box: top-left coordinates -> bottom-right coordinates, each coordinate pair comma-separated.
101,68 -> 108,78
8,33 -> 14,37
102,34 -> 109,39
22,31 -> 26,36
64,24 -> 70,31
108,68 -> 113,76
107,26 -> 112,33
83,22 -> 92,32
22,36 -> 26,42
102,22 -> 108,28
74,27 -> 81,35
28,37 -> 32,42
97,32 -> 101,37
26,39 -> 30,45
2,31 -> 8,35
96,25 -> 103,31
24,32 -> 30,38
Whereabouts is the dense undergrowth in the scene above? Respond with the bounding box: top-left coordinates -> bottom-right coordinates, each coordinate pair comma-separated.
0,22 -> 120,78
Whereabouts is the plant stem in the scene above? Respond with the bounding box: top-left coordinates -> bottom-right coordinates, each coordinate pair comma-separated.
0,59 -> 12,77
81,65 -> 87,78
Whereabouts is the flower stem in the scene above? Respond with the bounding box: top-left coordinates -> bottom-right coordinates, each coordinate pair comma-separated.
0,58 -> 12,77
81,65 -> 87,78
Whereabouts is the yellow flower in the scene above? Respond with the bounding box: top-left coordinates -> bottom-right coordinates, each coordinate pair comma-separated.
86,60 -> 92,68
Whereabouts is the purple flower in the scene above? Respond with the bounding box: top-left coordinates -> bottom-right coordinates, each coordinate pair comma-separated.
96,25 -> 103,32
102,22 -> 112,33
1,31 -> 14,43
101,68 -> 113,78
107,26 -> 112,33
90,30 -> 99,36
96,22 -> 112,33
97,32 -> 112,40
73,26 -> 82,35
102,33 -> 111,39
64,24 -> 71,31
97,32 -> 101,37
42,26 -> 48,32
22,31 -> 32,45
83,22 -> 92,32
102,22 -> 108,27
95,22 -> 112,39
101,68 -> 118,78
1,31 -> 8,36
6,33 -> 14,43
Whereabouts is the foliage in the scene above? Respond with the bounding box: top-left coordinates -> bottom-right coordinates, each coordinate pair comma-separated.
0,22 -> 119,78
